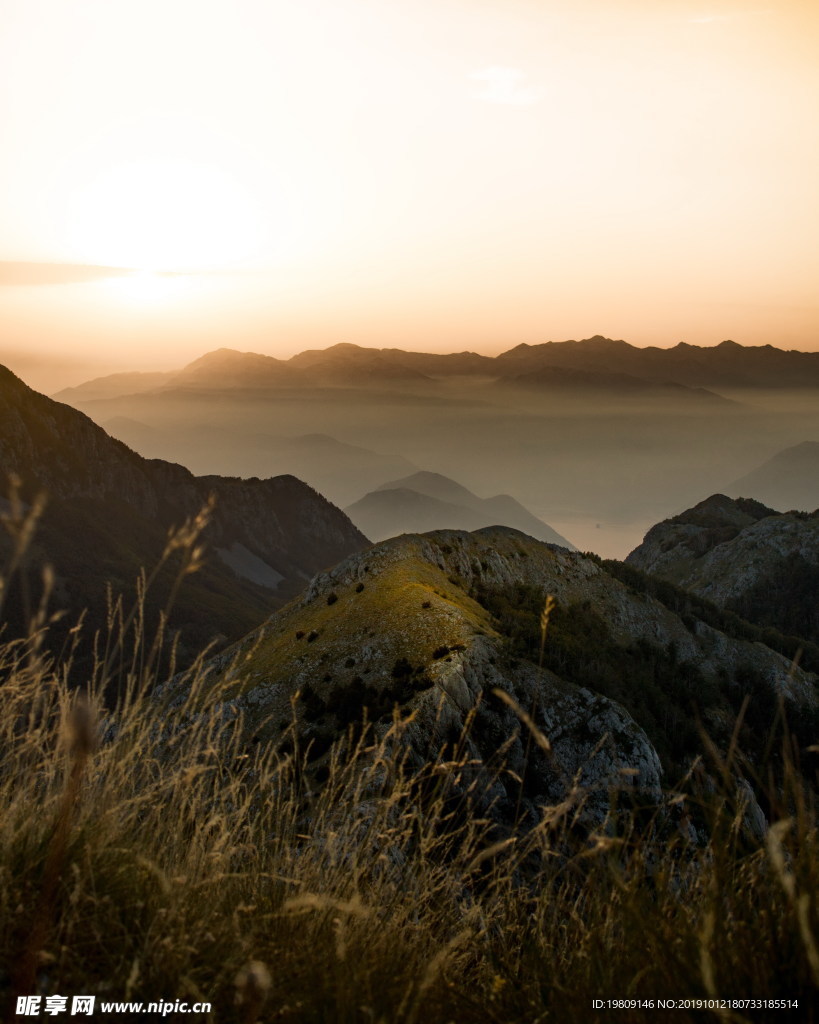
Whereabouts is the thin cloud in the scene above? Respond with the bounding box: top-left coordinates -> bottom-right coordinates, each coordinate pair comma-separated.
470,67 -> 541,106
0,262 -> 131,286
0,262 -> 191,286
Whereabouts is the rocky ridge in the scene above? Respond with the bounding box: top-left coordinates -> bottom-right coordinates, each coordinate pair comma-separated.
626,494 -> 819,641
183,527 -> 817,834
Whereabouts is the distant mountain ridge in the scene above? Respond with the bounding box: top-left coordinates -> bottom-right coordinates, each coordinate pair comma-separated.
52,337 -> 819,404
493,337 -> 819,388
0,364 -> 368,675
346,471 -> 575,548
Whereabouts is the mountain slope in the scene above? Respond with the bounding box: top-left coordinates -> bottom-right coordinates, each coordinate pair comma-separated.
52,371 -> 175,403
728,441 -> 819,512
626,494 -> 819,642
288,343 -> 432,386
101,419 -> 418,509
345,487 -> 492,539
185,527 -> 817,834
172,348 -> 307,389
348,471 -> 575,547
496,364 -> 729,402
0,365 -> 368,674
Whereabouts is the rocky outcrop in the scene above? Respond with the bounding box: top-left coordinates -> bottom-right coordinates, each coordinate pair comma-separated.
183,527 -> 815,833
624,494 -> 778,579
626,494 -> 819,642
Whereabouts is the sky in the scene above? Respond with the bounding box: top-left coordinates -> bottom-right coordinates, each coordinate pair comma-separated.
1,0 -> 818,391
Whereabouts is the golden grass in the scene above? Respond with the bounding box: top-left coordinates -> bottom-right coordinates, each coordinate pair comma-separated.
0,511 -> 817,1022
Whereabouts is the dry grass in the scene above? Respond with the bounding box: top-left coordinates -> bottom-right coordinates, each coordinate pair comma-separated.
0,510 -> 817,1022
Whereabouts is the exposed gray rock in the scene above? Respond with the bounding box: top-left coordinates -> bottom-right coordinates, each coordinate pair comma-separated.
183,527 -> 816,835
626,493 -> 819,646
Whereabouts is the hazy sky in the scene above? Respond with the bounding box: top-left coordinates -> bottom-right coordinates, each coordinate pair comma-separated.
2,0 -> 818,390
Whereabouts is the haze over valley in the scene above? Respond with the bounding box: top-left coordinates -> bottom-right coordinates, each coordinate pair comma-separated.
48,337 -> 819,558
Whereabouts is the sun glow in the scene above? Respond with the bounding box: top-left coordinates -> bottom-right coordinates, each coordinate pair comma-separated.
99,269 -> 189,307
67,159 -> 263,273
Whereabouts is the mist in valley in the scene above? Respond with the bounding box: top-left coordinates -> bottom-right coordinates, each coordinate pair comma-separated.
51,353 -> 819,559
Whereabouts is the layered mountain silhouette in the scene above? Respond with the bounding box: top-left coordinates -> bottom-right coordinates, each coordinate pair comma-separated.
627,493 -> 819,643
49,337 -> 819,561
288,344 -> 432,385
53,337 -> 819,403
727,441 -> 819,512
346,471 -> 574,548
492,336 -> 819,388
173,348 -> 306,388
0,365 -> 368,675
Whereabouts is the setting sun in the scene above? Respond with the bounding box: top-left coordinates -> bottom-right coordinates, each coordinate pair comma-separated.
66,158 -> 262,272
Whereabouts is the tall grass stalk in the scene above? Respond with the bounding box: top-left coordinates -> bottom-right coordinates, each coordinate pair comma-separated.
0,523 -> 816,1021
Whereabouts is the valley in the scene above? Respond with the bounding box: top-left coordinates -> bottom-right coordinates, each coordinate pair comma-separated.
52,339 -> 819,558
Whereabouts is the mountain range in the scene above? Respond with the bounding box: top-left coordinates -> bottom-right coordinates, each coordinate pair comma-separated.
53,336 -> 819,403
100,417 -> 417,508
54,336 -> 819,560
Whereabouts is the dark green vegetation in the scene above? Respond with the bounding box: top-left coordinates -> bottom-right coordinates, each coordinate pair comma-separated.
726,549 -> 819,645
4,349 -> 819,1017
602,556 -> 819,673
471,570 -> 819,782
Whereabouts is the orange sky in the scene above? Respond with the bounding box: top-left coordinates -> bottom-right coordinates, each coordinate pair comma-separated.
1,0 -> 818,391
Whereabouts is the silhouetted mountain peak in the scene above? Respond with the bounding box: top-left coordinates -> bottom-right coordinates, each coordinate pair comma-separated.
352,470 -> 574,547
581,335 -> 630,348
667,493 -> 776,530
180,348 -> 287,371
0,363 -> 369,675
